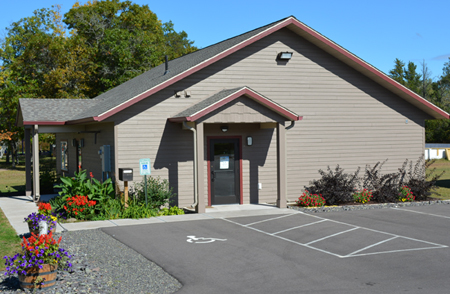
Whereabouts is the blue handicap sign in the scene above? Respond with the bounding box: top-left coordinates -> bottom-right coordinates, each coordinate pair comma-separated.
139,158 -> 151,175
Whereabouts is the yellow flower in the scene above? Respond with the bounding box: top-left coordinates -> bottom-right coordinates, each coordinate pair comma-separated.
51,216 -> 57,221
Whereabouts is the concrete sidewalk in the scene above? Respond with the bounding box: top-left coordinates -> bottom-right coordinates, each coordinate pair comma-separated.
0,195 -> 293,235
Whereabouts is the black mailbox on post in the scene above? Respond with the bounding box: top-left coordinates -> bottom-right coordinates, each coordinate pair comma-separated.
119,168 -> 133,181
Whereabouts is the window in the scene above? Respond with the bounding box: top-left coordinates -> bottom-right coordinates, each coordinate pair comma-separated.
61,141 -> 68,171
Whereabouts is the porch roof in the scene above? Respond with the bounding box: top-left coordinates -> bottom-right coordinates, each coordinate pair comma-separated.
168,86 -> 302,122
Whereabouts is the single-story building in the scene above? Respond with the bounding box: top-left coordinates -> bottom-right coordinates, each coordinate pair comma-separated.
425,144 -> 450,160
17,16 -> 449,212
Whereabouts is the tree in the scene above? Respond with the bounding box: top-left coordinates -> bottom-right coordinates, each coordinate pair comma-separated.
420,60 -> 434,99
163,21 -> 197,59
0,0 -> 197,166
389,58 -> 406,85
403,61 -> 421,94
64,0 -> 197,97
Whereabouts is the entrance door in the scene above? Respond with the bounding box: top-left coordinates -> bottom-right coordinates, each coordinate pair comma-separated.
210,138 -> 240,205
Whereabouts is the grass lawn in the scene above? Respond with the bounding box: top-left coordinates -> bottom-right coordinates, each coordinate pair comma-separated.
0,155 -> 55,196
0,207 -> 22,271
428,159 -> 450,200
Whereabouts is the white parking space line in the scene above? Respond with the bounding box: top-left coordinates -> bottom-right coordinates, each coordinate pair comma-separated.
222,212 -> 448,258
221,217 -> 344,258
346,236 -> 398,256
272,219 -> 328,235
348,246 -> 448,258
391,207 -> 450,219
306,227 -> 359,245
244,213 -> 295,227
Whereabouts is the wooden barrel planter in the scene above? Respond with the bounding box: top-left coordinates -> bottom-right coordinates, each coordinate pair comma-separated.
18,264 -> 58,289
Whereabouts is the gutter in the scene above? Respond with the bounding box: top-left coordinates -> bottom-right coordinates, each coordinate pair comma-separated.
183,122 -> 198,209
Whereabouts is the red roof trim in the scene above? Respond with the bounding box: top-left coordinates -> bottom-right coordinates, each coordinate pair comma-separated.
23,121 -> 66,126
287,18 -> 449,119
92,17 -> 448,121
96,19 -> 293,122
169,87 -> 302,122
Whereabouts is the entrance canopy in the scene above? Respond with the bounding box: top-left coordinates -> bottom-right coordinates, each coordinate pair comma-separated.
169,86 -> 302,123
169,87 -> 302,213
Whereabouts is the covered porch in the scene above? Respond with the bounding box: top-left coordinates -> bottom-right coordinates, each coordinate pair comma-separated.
169,87 -> 302,213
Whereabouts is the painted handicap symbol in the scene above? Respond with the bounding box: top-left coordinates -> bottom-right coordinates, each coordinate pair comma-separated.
186,235 -> 227,244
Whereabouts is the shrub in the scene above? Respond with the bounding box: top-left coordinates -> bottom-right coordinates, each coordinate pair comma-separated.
353,189 -> 373,204
132,176 -> 176,209
158,206 -> 185,216
398,186 -> 415,202
363,160 -> 403,203
398,156 -> 444,201
296,190 -> 326,207
304,165 -> 360,205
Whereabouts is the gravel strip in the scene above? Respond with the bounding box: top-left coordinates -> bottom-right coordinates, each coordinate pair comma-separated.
289,199 -> 450,213
0,229 -> 182,293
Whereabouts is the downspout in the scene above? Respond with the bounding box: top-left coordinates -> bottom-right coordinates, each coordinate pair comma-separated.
285,121 -> 295,203
183,121 -> 198,208
286,121 -> 295,130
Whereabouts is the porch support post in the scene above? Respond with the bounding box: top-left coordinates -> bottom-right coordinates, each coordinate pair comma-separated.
32,125 -> 40,202
196,122 -> 205,213
25,127 -> 32,197
276,123 -> 286,208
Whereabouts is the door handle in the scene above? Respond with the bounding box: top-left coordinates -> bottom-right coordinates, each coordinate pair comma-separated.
211,170 -> 215,181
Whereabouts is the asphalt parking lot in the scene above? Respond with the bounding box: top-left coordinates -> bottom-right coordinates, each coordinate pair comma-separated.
102,205 -> 450,294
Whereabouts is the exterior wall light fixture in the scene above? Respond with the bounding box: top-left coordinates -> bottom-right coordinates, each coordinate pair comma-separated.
277,52 -> 293,60
221,125 -> 228,132
247,136 -> 253,146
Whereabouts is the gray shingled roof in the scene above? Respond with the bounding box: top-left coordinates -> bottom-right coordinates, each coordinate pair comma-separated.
19,98 -> 97,122
19,16 -> 290,123
173,87 -> 245,118
171,86 -> 299,120
73,18 -> 291,119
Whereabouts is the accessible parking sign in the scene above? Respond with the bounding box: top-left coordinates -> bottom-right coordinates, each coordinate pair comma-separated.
139,158 -> 151,175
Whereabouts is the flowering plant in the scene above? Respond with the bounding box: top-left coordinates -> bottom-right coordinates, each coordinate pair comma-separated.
353,189 -> 373,204
398,186 -> 415,202
296,190 -> 326,207
24,213 -> 57,232
38,202 -> 52,216
63,195 -> 96,219
3,232 -> 72,277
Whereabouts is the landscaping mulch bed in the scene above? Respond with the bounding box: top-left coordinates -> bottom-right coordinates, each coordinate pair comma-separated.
0,229 -> 182,294
289,199 -> 450,213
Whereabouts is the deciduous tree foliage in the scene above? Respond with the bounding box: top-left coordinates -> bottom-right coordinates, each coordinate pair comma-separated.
0,0 -> 197,166
64,0 -> 197,97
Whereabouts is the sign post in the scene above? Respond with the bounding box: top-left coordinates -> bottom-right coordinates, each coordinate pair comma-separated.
139,158 -> 151,206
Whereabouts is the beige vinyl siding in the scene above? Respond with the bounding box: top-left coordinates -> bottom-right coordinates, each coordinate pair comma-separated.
200,97 -> 287,124
109,27 -> 430,207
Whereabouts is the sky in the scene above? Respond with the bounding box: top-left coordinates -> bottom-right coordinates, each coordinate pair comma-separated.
0,0 -> 449,80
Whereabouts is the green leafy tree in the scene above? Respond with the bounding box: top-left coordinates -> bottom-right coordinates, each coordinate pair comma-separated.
0,1 -> 197,166
403,61 -> 421,94
64,0 -> 197,97
389,59 -> 421,94
389,58 -> 406,85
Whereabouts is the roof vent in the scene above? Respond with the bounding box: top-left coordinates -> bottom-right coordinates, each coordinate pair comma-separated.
164,55 -> 169,75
